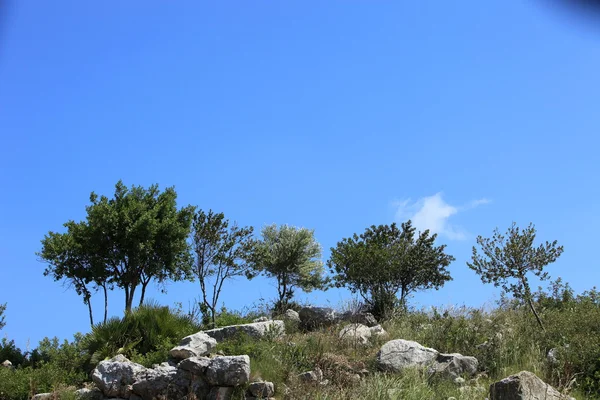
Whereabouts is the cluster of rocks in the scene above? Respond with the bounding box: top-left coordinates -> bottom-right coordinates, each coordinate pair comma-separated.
294,306 -> 379,331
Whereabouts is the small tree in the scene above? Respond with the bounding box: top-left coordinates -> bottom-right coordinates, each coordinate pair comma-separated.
191,209 -> 254,328
249,224 -> 326,312
0,303 -> 6,331
328,221 -> 454,319
467,222 -> 564,331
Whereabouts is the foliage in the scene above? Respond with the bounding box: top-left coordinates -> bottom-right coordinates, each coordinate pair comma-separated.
0,339 -> 25,367
191,209 -> 254,328
248,224 -> 327,313
467,222 -> 564,330
328,221 -> 454,320
80,302 -> 201,369
39,181 -> 195,316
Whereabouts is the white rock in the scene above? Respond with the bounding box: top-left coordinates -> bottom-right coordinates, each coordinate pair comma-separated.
169,331 -> 217,360
376,339 -> 439,372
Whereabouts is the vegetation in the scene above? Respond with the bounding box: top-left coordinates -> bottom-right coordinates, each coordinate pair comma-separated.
468,222 -> 564,331
0,303 -> 5,331
191,209 -> 255,328
39,181 -> 195,318
328,221 -> 454,319
248,224 -> 327,312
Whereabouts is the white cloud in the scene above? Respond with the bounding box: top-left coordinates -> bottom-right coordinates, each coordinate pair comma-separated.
393,193 -> 490,241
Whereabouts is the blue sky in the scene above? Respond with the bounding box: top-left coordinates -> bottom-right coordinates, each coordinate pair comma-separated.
0,1 -> 599,349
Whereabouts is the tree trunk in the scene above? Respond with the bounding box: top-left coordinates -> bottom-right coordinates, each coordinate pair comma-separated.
87,298 -> 94,327
139,280 -> 149,307
102,284 -> 108,323
521,275 -> 545,331
125,285 -> 137,313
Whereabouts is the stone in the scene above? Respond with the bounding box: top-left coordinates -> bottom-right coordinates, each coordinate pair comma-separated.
74,387 -> 104,400
31,394 -> 53,400
169,331 -> 217,360
369,324 -> 388,338
338,311 -> 378,327
205,355 -> 251,386
177,356 -> 211,375
339,323 -> 372,345
547,348 -> 559,366
283,309 -> 301,323
376,339 -> 439,372
298,367 -> 323,383
131,363 -> 193,400
299,306 -> 338,330
203,320 -> 285,342
207,386 -> 234,400
489,371 -> 571,400
252,316 -> 269,322
248,381 -> 275,397
1,360 -> 13,369
430,353 -> 479,380
91,354 -> 148,398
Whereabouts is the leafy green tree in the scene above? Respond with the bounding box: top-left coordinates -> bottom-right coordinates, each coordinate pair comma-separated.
191,209 -> 254,328
467,222 -> 564,331
0,303 -> 5,331
248,224 -> 326,312
328,221 -> 454,319
39,181 -> 195,316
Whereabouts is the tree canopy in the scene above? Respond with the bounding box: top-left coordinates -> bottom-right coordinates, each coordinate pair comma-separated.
328,221 -> 454,319
248,224 -> 326,312
39,181 -> 195,318
191,209 -> 254,328
467,222 -> 564,330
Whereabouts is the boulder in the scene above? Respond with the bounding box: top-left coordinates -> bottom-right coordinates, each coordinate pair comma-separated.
203,320 -> 285,342
339,311 -> 378,327
91,354 -> 148,398
282,309 -> 301,324
252,316 -> 269,323
429,353 -> 478,380
489,371 -> 572,400
376,339 -> 439,372
178,356 -> 211,375
169,331 -> 217,360
74,387 -> 104,400
205,355 -> 251,386
248,381 -> 275,398
339,323 -> 372,345
131,363 -> 193,400
299,307 -> 337,330
1,360 -> 13,369
298,367 -> 323,383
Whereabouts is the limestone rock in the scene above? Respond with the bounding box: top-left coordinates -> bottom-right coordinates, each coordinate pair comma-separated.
283,309 -> 301,324
339,323 -> 372,345
299,307 -> 338,330
430,353 -> 479,380
252,316 -> 269,323
205,355 -> 251,386
298,367 -> 323,383
369,324 -> 388,338
339,311 -> 378,327
203,320 -> 285,342
91,354 -> 147,398
1,360 -> 13,369
169,331 -> 217,360
31,394 -> 53,400
489,371 -> 571,400
74,387 -> 104,400
177,356 -> 211,375
376,339 -> 439,372
131,363 -> 192,400
248,381 -> 275,397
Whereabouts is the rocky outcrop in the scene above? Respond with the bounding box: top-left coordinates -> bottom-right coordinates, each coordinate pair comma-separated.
203,320 -> 285,342
169,331 -> 217,360
205,355 -> 251,386
248,381 -> 275,398
299,307 -> 338,330
74,387 -> 104,400
91,355 -> 148,398
282,309 -> 301,324
489,371 -> 573,400
376,339 -> 478,381
339,323 -> 388,345
338,311 -> 378,327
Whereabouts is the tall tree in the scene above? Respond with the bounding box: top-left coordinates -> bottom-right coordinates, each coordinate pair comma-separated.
248,224 -> 326,312
192,209 -> 254,328
467,222 -> 564,331
39,181 -> 195,315
328,221 -> 454,320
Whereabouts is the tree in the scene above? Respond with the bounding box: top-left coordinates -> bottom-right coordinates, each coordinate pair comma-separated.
39,221 -> 109,326
328,221 -> 454,320
191,209 -> 254,328
0,303 -> 6,331
39,181 -> 195,315
467,222 -> 564,331
248,224 -> 326,312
